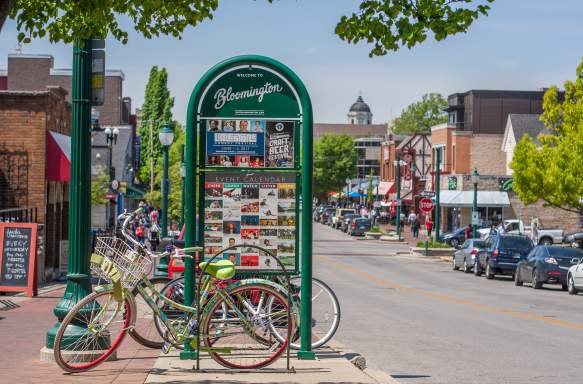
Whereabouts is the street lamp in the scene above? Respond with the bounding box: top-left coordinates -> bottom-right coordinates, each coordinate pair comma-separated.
155,122 -> 174,277
104,127 -> 119,229
472,168 -> 479,239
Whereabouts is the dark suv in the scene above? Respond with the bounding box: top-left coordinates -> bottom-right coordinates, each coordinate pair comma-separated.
475,235 -> 534,279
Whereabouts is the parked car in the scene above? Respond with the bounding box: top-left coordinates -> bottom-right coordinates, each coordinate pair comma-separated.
515,246 -> 583,289
478,219 -> 563,245
314,205 -> 334,222
442,228 -> 467,248
348,218 -> 371,236
320,208 -> 336,224
567,256 -> 583,294
332,208 -> 356,229
452,239 -> 487,273
563,231 -> 583,249
341,213 -> 360,232
475,234 -> 534,279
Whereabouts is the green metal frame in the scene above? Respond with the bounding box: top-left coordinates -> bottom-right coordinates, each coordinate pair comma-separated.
185,55 -> 315,360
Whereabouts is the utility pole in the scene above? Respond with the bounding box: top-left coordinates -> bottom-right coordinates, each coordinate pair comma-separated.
396,151 -> 402,239
435,147 -> 442,243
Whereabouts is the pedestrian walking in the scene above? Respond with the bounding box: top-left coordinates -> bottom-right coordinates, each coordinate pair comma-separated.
412,217 -> 420,238
425,217 -> 434,238
464,224 -> 472,239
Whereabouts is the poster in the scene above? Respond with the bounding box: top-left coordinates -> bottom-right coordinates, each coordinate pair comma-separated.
265,121 -> 294,168
203,172 -> 296,270
205,119 -> 294,168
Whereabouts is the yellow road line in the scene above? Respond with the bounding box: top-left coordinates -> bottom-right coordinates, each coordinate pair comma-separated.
318,254 -> 583,331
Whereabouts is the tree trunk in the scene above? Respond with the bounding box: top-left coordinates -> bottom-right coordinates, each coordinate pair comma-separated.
0,0 -> 13,32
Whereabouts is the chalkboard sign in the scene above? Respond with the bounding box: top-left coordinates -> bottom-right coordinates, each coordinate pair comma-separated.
0,223 -> 38,297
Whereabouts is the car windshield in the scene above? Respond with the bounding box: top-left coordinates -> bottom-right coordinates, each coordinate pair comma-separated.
499,236 -> 532,249
547,247 -> 583,258
339,210 -> 354,216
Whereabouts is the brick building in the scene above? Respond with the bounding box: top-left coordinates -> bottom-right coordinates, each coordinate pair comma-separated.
2,54 -> 130,125
0,86 -> 71,282
429,89 -> 579,235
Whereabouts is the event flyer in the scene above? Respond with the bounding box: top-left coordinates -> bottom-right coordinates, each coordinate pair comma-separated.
203,172 -> 297,270
205,119 -> 294,168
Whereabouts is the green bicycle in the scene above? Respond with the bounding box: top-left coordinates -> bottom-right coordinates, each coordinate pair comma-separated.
53,211 -> 293,373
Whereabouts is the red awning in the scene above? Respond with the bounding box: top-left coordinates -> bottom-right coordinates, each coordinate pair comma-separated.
378,181 -> 395,196
46,131 -> 71,182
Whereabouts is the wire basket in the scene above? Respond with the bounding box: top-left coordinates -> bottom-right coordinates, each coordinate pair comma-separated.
91,237 -> 152,289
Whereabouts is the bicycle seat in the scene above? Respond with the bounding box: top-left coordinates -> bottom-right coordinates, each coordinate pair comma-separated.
199,260 -> 236,279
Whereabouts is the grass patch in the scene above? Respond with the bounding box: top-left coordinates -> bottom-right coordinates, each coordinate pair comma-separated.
369,225 -> 384,234
416,240 -> 452,248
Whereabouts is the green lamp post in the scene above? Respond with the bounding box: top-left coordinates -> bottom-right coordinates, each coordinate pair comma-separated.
44,39 -> 94,353
155,122 -> 174,277
395,152 -> 402,239
472,168 -> 479,239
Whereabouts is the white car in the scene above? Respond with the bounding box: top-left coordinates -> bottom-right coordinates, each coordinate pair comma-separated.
567,259 -> 583,294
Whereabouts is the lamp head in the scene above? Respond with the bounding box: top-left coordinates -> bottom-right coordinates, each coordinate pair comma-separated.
158,122 -> 174,147
471,168 -> 479,184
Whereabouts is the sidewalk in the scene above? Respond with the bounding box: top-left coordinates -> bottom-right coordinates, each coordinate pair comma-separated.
0,286 -> 159,384
379,222 -> 429,247
144,342 -> 398,384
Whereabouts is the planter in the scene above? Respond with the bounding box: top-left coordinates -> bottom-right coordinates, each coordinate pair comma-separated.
410,247 -> 454,257
380,235 -> 404,242
364,232 -> 382,240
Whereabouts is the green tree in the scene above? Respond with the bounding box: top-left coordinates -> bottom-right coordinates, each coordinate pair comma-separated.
5,1 -> 494,56
392,92 -> 448,134
138,66 -> 174,185
510,59 -> 583,215
367,171 -> 374,205
91,169 -> 109,206
314,134 -> 356,198
336,0 -> 495,57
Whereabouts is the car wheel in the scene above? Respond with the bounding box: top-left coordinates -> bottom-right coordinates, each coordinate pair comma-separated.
485,263 -> 495,279
450,238 -> 459,248
452,257 -> 459,271
462,259 -> 471,273
514,270 -> 523,286
568,274 -> 578,295
474,261 -> 482,276
539,238 -> 552,246
532,269 -> 542,289
562,283 -> 568,291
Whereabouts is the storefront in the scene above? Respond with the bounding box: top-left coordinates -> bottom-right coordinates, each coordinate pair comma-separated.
439,190 -> 511,231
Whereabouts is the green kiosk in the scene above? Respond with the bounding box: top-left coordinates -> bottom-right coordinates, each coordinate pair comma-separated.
183,55 -> 316,360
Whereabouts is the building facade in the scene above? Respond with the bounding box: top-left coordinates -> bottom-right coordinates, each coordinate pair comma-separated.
0,86 -> 71,282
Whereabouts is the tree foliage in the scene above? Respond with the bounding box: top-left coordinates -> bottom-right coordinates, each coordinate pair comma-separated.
314,134 -> 356,198
336,0 -> 495,57
510,59 -> 583,215
392,92 -> 448,134
137,66 -> 174,185
8,0 -> 221,44
4,1 -> 494,56
91,169 -> 109,207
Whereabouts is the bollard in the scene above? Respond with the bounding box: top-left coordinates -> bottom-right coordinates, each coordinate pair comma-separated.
425,240 -> 429,256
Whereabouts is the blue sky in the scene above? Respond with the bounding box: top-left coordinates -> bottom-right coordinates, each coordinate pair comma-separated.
1,0 -> 582,124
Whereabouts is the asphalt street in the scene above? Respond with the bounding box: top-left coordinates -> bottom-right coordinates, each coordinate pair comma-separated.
313,223 -> 583,384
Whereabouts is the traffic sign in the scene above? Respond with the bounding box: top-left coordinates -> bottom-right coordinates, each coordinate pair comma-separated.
472,211 -> 479,225
420,191 -> 435,198
419,197 -> 434,213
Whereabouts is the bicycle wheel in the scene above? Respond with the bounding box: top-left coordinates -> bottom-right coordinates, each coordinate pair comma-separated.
129,276 -> 169,349
153,277 -> 191,348
269,277 -> 341,349
53,289 -> 134,373
201,283 -> 292,369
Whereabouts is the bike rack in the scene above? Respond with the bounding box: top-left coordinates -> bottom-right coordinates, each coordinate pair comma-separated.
194,244 -> 294,372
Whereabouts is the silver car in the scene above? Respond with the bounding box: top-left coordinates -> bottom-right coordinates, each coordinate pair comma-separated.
452,239 -> 487,273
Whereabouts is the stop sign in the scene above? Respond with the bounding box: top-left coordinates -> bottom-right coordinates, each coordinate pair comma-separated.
419,197 -> 434,213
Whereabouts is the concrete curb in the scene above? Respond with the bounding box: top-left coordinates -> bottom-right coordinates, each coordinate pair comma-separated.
326,339 -> 401,384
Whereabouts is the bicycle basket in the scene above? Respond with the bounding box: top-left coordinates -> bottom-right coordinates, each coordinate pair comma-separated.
91,237 -> 151,289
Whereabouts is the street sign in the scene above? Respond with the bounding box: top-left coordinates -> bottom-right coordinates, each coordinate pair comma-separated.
420,191 -> 435,198
419,197 -> 434,213
91,49 -> 105,106
472,211 -> 479,225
